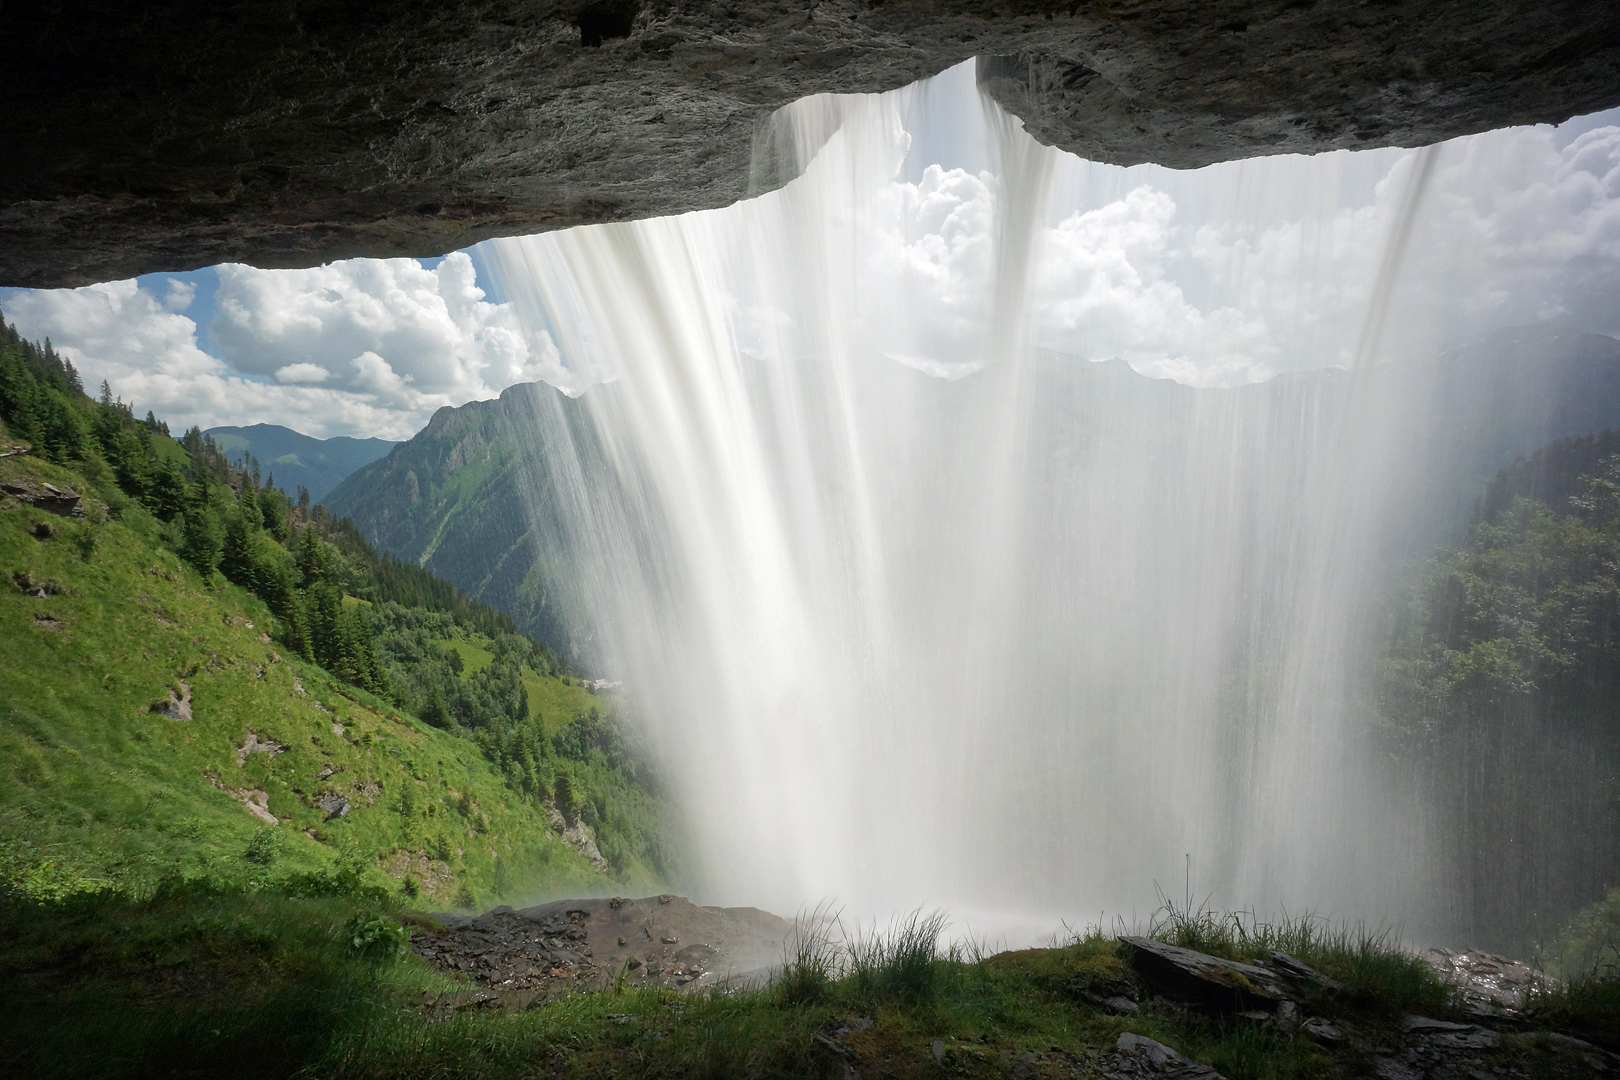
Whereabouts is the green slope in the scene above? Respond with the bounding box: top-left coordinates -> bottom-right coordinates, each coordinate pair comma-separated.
0,451 -> 642,905
0,309 -> 677,905
204,423 -> 396,503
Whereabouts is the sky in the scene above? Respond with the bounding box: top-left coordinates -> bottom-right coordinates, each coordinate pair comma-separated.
3,88 -> 1618,443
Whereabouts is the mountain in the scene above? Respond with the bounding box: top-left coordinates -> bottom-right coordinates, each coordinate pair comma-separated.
0,313 -> 676,906
324,323 -> 1620,664
322,382 -> 606,661
204,423 -> 395,504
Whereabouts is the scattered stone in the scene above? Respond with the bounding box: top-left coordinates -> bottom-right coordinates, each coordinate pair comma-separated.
233,788 -> 277,824
32,612 -> 61,631
1121,937 -> 1291,1012
31,520 -> 52,539
315,793 -> 350,819
812,1016 -> 872,1080
931,1038 -> 946,1067
412,896 -> 793,1000
1108,1032 -> 1226,1080
1401,1015 -> 1502,1050
150,681 -> 192,721
235,730 -> 285,765
1301,1016 -> 1344,1043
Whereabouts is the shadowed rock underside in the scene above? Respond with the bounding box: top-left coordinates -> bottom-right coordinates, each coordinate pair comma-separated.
4,0 -> 1619,287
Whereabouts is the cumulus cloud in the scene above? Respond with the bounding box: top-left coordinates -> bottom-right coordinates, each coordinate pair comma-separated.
861,163 -> 998,378
1017,119 -> 1620,385
1,252 -> 567,440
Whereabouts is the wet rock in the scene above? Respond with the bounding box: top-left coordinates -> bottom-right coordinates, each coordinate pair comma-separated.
235,730 -> 285,764
1301,1016 -> 1344,1043
812,1016 -> 872,1080
1121,937 -> 1291,1011
1423,947 -> 1549,1017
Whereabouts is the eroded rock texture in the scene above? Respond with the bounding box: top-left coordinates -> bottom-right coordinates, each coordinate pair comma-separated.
4,1 -> 1618,287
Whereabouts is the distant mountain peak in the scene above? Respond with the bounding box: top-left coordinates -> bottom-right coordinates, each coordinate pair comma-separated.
202,424 -> 396,503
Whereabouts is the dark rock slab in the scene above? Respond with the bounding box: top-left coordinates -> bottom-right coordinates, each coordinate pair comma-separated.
1120,936 -> 1292,1012
4,1 -> 1618,287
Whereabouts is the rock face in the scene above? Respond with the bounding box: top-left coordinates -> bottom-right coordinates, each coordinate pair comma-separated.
4,0 -> 1618,287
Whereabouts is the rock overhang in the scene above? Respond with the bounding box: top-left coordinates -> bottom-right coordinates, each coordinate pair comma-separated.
3,0 -> 1618,288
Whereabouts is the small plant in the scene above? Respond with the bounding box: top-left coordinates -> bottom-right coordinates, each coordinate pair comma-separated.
241,828 -> 281,866
73,526 -> 97,562
847,908 -> 948,1004
774,901 -> 843,1005
343,911 -> 410,960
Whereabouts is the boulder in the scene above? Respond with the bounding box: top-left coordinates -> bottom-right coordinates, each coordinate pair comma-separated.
1120,937 -> 1293,1012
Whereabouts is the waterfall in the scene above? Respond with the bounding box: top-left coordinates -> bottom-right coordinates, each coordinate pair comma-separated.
475,61 -> 1556,939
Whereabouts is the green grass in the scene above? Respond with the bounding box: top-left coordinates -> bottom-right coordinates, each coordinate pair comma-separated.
0,453 -> 639,907
4,884 -> 1600,1080
1144,888 -> 1460,1018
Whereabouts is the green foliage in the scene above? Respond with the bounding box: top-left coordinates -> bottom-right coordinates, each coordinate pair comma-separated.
344,911 -> 411,960
0,305 -> 677,899
1378,448 -> 1620,949
0,886 -> 1546,1080
846,908 -> 949,1004
243,828 -> 283,866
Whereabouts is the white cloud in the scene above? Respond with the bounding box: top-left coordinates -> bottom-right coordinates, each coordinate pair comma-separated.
1018,120 -> 1620,385
273,363 -> 330,384
161,278 -> 196,312
1,252 -> 567,440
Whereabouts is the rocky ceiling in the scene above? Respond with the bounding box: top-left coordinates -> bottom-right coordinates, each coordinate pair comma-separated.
4,0 -> 1618,288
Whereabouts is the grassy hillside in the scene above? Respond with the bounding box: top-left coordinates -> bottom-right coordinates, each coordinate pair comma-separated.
0,308 -> 678,905
205,423 -> 396,504
0,450 -> 650,905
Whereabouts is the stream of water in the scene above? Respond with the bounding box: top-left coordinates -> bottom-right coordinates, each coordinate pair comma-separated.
476,61 -> 1611,942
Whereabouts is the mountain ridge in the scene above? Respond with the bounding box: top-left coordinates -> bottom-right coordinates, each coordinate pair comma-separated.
324,324 -> 1620,663
204,423 -> 395,504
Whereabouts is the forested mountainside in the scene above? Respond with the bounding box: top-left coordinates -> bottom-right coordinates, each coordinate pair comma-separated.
203,423 -> 395,504
322,380 -> 604,661
326,324 -> 1620,668
1380,438 -> 1620,949
0,310 -> 679,904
